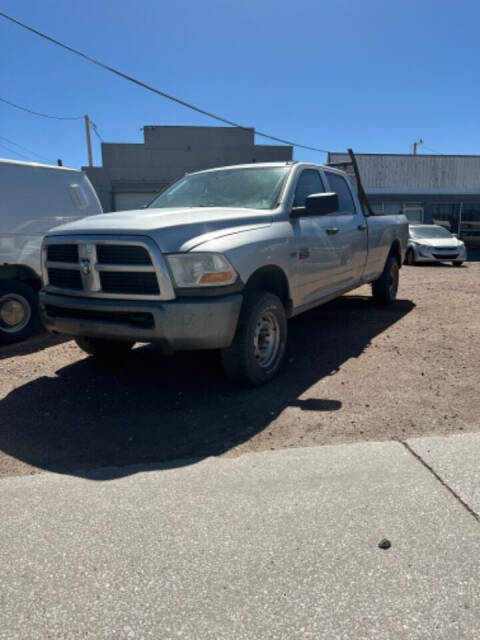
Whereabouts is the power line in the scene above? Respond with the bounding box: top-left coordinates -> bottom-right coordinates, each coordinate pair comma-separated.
0,134 -> 55,163
0,141 -> 33,161
0,11 -> 330,154
90,121 -> 104,142
422,145 -> 443,155
0,96 -> 82,120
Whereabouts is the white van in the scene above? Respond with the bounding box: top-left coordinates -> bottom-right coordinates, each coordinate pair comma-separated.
0,158 -> 102,344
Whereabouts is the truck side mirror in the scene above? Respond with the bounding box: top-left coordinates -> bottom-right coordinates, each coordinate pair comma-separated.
291,192 -> 339,217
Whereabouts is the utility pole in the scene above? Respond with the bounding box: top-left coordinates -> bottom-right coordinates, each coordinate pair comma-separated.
84,114 -> 93,166
413,138 -> 423,155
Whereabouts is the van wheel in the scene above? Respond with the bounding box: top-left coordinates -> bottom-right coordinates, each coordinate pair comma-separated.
75,336 -> 135,360
453,261 -> 464,267
0,280 -> 40,345
372,256 -> 399,305
221,291 -> 287,385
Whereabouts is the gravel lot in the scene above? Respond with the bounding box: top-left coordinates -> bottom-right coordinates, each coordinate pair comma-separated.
0,262 -> 478,478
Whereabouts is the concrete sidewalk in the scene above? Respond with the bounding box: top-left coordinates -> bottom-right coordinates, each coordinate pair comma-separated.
1,434 -> 480,640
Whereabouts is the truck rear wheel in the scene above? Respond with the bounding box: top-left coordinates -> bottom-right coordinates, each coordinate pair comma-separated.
0,280 -> 40,345
371,255 -> 399,305
221,291 -> 287,385
75,336 -> 135,360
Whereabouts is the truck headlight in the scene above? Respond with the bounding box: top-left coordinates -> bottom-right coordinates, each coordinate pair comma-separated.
166,253 -> 238,287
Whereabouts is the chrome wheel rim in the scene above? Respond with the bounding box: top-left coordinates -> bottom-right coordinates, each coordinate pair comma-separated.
253,310 -> 280,369
0,294 -> 31,333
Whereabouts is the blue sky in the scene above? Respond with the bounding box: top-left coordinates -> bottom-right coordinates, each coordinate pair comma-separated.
1,0 -> 479,168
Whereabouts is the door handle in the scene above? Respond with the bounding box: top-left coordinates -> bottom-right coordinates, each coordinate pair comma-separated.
326,227 -> 339,235
357,223 -> 367,231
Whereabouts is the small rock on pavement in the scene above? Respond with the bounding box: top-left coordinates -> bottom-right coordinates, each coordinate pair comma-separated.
378,538 -> 392,550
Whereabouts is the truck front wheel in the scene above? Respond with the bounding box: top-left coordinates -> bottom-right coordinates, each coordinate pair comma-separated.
75,336 -> 134,360
0,280 -> 40,345
221,291 -> 287,385
371,256 -> 399,305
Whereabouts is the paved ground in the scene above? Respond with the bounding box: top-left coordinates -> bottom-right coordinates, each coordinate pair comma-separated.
1,434 -> 480,640
0,262 -> 479,478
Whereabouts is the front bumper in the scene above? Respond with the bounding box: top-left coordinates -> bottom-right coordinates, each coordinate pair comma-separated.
39,291 -> 242,351
411,245 -> 467,263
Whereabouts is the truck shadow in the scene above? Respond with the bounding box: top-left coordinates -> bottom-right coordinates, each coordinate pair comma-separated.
0,332 -> 68,361
0,295 -> 414,479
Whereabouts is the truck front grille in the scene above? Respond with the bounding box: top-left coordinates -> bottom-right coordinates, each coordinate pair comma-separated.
45,240 -> 161,298
432,253 -> 458,260
96,244 -> 152,265
47,244 -> 79,263
99,271 -> 159,295
48,268 -> 83,290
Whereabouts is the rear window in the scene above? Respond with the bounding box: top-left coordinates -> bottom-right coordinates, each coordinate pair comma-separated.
325,172 -> 355,214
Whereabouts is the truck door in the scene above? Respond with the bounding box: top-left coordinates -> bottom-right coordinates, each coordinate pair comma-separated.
323,170 -> 368,288
290,168 -> 341,306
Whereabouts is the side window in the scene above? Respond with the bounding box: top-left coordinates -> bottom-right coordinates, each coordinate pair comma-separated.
325,172 -> 355,214
293,169 -> 325,207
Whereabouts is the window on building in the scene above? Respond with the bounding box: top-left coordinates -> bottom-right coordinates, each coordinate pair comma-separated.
460,203 -> 480,248
403,202 -> 424,223
370,202 -> 384,214
324,172 -> 355,214
429,203 -> 459,233
293,169 -> 325,207
383,202 -> 404,215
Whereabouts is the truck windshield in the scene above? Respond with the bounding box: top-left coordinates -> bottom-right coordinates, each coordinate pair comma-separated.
148,166 -> 290,210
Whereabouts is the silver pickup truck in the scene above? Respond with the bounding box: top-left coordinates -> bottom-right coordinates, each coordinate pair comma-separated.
40,162 -> 408,384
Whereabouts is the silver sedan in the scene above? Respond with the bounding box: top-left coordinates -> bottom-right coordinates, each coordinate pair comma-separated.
405,224 -> 467,266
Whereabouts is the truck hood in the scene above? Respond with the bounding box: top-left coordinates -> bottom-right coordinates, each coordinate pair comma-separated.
48,206 -> 273,252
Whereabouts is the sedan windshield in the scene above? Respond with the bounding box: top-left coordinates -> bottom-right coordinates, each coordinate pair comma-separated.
148,166 -> 290,210
410,225 -> 453,239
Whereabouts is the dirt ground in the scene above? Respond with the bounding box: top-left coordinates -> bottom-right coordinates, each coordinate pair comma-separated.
0,262 -> 478,479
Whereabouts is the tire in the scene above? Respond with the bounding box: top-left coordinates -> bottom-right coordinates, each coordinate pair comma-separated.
75,336 -> 134,360
221,291 -> 287,385
371,255 -> 399,306
0,280 -> 40,346
453,261 -> 464,267
405,248 -> 415,266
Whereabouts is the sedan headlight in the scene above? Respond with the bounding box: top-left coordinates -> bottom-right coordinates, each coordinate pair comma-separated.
166,253 -> 238,287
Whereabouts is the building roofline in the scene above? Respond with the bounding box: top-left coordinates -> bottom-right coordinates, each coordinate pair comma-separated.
328,151 -> 480,159
143,125 -> 255,131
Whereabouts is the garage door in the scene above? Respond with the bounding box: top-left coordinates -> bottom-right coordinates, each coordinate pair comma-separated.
114,192 -> 158,211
